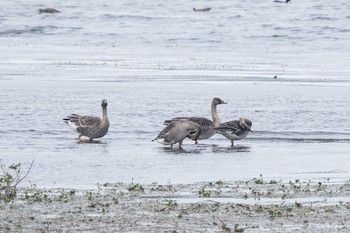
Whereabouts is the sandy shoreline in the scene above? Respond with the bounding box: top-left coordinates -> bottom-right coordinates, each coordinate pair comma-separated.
1,178 -> 350,232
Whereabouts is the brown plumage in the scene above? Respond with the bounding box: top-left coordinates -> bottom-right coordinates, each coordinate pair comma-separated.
153,120 -> 201,148
164,97 -> 226,144
63,99 -> 109,142
215,117 -> 252,147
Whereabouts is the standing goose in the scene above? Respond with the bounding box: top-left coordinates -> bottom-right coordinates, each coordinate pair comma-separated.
152,120 -> 201,149
63,99 -> 110,142
215,117 -> 252,147
164,97 -> 226,144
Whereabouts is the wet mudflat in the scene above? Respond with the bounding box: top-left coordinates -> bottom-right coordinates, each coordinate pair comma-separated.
1,178 -> 350,232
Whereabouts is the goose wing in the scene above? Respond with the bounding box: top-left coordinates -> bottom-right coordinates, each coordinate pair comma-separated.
78,115 -> 101,127
164,117 -> 213,129
153,121 -> 177,141
215,120 -> 242,134
64,114 -> 101,127
215,118 -> 252,134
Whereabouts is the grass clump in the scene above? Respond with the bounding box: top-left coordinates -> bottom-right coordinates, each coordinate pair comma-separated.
0,160 -> 34,202
128,183 -> 144,192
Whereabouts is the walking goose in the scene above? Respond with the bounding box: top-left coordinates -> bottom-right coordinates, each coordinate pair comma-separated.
164,97 -> 226,144
215,117 -> 252,147
63,99 -> 110,142
152,120 -> 201,148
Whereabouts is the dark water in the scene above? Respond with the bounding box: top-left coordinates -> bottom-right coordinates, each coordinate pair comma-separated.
0,0 -> 349,188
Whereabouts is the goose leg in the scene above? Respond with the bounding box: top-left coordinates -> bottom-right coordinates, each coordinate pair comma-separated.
75,134 -> 82,140
79,138 -> 94,143
231,140 -> 234,147
194,140 -> 198,144
179,140 -> 183,148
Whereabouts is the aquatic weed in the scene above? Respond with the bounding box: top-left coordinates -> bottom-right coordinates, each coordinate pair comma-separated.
221,222 -> 231,232
0,160 -> 34,202
198,188 -> 211,198
340,179 -> 350,191
128,183 -> 144,192
215,180 -> 224,186
253,174 -> 264,185
234,223 -> 245,232
57,188 -> 76,202
159,199 -> 178,212
86,191 -> 100,201
268,209 -> 282,218
23,188 -> 51,204
150,182 -> 173,192
221,222 -> 245,232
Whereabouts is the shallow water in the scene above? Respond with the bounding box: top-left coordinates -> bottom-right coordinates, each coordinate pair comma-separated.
0,0 -> 349,188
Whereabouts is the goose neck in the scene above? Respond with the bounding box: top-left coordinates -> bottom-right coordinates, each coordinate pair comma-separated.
211,103 -> 221,127
102,107 -> 109,123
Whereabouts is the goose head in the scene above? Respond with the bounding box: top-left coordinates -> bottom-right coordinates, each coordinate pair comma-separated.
101,99 -> 108,108
239,118 -> 253,132
212,97 -> 227,106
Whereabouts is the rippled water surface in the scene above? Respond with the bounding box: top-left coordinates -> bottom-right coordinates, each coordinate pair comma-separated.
0,0 -> 349,188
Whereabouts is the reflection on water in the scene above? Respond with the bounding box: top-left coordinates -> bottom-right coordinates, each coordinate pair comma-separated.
163,147 -> 200,154
211,145 -> 251,153
160,143 -> 251,154
77,140 -> 108,144
161,147 -> 202,155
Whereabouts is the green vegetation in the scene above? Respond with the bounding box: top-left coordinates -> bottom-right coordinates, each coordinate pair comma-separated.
253,174 -> 264,184
0,178 -> 350,232
198,187 -> 211,198
128,183 -> 144,192
0,160 -> 34,202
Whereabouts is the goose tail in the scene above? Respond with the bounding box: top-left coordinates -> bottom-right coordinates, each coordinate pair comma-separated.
63,116 -> 78,131
152,136 -> 168,145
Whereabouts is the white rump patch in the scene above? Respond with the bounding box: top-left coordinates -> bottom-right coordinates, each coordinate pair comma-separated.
67,120 -> 78,132
157,138 -> 170,145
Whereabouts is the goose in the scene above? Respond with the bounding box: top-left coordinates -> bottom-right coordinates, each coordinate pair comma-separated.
152,120 -> 201,148
274,0 -> 290,3
193,7 -> 211,12
39,8 -> 60,14
63,99 -> 110,142
164,97 -> 226,144
215,117 -> 252,147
